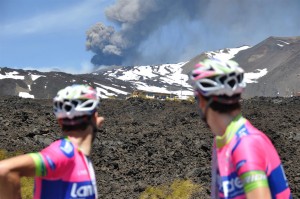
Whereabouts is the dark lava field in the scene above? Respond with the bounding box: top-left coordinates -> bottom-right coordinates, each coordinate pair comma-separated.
0,96 -> 299,198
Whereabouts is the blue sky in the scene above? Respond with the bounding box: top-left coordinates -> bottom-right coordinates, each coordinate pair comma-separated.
1,0 -> 300,74
0,0 -> 113,73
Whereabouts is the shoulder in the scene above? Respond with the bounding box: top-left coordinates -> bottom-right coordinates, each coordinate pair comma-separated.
231,123 -> 278,171
41,138 -> 76,159
233,126 -> 270,155
35,138 -> 77,177
234,119 -> 271,143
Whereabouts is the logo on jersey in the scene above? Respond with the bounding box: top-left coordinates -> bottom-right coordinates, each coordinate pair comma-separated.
218,172 -> 244,198
236,127 -> 249,138
70,182 -> 95,198
236,160 -> 246,172
77,170 -> 88,176
242,172 -> 266,184
60,139 -> 74,158
45,155 -> 56,170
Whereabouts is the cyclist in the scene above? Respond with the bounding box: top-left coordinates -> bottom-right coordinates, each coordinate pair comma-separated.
190,58 -> 292,199
0,84 -> 104,199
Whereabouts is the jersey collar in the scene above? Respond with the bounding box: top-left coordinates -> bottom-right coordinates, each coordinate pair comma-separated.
215,114 -> 246,148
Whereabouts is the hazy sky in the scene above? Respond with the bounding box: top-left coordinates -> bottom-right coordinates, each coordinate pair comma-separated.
1,0 -> 300,74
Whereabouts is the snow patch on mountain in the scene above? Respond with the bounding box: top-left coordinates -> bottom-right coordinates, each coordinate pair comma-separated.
206,46 -> 250,60
30,74 -> 45,81
100,62 -> 194,99
276,39 -> 290,47
107,62 -> 187,83
204,46 -> 268,84
19,92 -> 34,98
0,71 -> 24,80
94,82 -> 129,98
244,68 -> 268,83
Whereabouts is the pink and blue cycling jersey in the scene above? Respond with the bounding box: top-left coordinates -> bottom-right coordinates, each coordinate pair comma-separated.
212,114 -> 291,199
30,137 -> 98,199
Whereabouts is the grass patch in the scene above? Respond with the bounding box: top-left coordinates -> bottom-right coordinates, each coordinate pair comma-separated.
0,149 -> 34,199
140,179 -> 201,199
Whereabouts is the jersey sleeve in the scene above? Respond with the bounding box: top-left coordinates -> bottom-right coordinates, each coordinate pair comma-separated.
29,139 -> 75,179
232,135 -> 269,193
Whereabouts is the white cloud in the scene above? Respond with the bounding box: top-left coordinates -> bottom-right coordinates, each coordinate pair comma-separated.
19,59 -> 95,74
0,0 -> 109,36
79,61 -> 94,74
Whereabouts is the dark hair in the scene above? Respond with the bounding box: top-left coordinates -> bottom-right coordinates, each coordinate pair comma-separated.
60,115 -> 92,132
203,94 -> 241,113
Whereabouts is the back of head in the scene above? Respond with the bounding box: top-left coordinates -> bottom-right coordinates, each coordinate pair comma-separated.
53,84 -> 100,131
190,58 -> 246,112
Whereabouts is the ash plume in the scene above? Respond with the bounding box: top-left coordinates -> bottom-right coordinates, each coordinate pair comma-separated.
86,0 -> 300,67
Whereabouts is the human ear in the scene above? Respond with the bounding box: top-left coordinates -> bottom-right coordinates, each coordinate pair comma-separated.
57,119 -> 63,127
93,111 -> 104,128
96,117 -> 104,128
196,94 -> 206,110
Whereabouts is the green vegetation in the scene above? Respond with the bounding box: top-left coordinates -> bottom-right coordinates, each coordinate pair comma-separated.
139,179 -> 201,199
0,149 -> 6,160
21,177 -> 34,199
165,97 -> 180,102
108,95 -> 117,99
1,150 -> 201,199
0,149 -> 34,199
186,96 -> 196,103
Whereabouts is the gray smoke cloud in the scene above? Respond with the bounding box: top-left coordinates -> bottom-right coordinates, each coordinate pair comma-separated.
86,0 -> 300,67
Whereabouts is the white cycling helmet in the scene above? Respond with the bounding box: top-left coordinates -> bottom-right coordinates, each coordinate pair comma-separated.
190,58 -> 246,97
53,84 -> 100,119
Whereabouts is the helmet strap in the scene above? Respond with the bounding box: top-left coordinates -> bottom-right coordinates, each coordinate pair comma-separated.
196,95 -> 213,124
202,97 -> 213,123
89,117 -> 98,143
211,95 -> 240,104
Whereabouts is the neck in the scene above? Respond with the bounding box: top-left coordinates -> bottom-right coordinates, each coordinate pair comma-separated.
207,109 -> 241,137
64,127 -> 93,156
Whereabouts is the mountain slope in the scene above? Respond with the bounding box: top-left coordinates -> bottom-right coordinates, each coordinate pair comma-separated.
0,63 -> 193,99
1,36 -> 300,99
183,36 -> 300,98
234,36 -> 300,97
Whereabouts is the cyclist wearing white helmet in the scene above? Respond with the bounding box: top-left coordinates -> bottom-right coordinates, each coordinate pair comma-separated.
0,84 -> 104,199
190,58 -> 291,199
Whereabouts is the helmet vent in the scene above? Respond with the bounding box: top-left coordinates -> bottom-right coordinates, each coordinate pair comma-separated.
208,67 -> 214,71
54,101 -> 63,109
201,82 -> 214,88
237,74 -> 243,83
219,76 -> 226,84
229,72 -> 235,77
71,100 -> 78,107
64,104 -> 72,112
192,73 -> 198,78
228,79 -> 236,88
85,102 -> 94,108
